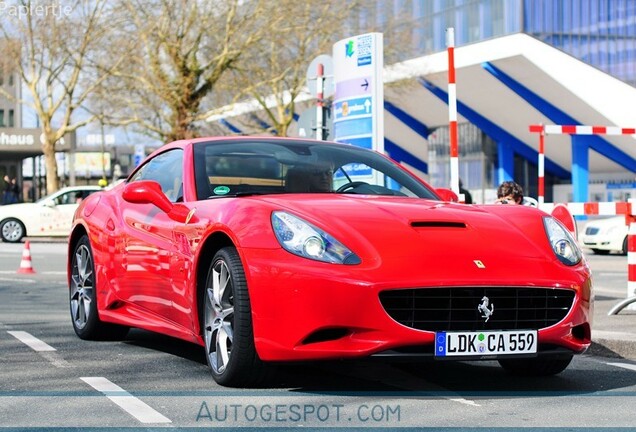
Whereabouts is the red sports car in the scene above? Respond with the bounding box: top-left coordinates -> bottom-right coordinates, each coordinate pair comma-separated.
67,137 -> 592,387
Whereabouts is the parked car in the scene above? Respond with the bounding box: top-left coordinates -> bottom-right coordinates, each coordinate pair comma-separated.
0,186 -> 102,242
67,137 -> 591,387
580,216 -> 628,255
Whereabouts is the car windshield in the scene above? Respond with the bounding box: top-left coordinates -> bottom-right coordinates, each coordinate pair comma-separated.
193,139 -> 439,201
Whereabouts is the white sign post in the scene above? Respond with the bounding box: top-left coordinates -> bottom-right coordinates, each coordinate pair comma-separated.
332,33 -> 384,154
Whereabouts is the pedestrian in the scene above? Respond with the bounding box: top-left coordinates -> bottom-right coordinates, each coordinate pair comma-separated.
2,175 -> 18,205
459,179 -> 472,204
495,180 -> 524,205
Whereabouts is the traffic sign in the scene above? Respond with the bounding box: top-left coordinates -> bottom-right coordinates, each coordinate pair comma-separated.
297,107 -> 333,140
306,54 -> 334,98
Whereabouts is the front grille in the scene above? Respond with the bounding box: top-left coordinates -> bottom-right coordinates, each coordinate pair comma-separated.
379,287 -> 575,332
585,227 -> 600,235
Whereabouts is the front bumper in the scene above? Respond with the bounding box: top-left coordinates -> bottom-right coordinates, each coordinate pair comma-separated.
580,234 -> 623,251
242,248 -> 593,362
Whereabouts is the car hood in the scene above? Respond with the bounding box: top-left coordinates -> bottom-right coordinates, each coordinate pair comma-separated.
259,194 -> 554,264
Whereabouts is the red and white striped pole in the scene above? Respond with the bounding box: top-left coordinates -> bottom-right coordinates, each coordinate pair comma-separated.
530,124 -> 636,205
528,124 -> 546,205
446,28 -> 459,198
628,198 -> 636,310
538,126 -> 545,206
316,63 -> 324,141
544,125 -> 636,135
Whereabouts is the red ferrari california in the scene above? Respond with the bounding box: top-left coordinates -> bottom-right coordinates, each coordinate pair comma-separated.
68,137 -> 592,387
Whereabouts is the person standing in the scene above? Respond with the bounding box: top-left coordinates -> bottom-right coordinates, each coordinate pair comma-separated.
458,179 -> 473,204
3,175 -> 19,204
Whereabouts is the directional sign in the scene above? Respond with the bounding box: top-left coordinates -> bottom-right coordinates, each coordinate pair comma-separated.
133,144 -> 145,167
333,97 -> 373,121
332,33 -> 383,154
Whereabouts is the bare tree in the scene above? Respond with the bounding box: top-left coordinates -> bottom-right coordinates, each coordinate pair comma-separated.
206,1 -> 363,137
0,0 -> 125,193
101,0 -> 270,143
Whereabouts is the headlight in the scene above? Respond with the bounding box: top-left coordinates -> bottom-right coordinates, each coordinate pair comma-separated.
271,211 -> 361,265
543,216 -> 582,266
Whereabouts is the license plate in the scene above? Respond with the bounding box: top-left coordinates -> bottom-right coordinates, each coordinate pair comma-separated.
435,330 -> 537,357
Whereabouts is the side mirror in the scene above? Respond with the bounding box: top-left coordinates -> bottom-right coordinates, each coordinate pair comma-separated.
43,199 -> 56,208
435,188 -> 459,203
551,203 -> 578,240
122,180 -> 195,223
123,180 -> 173,213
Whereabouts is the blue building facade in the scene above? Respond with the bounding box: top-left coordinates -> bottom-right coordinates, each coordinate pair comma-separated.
377,0 -> 636,200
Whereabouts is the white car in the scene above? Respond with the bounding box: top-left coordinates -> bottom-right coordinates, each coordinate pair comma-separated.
0,186 -> 102,242
580,216 -> 628,255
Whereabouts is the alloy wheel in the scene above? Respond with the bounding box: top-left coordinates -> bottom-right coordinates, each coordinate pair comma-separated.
70,244 -> 93,330
1,220 -> 24,242
205,258 -> 235,374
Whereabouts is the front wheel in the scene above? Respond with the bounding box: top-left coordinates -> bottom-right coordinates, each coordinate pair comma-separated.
202,247 -> 269,387
498,354 -> 573,376
69,235 -> 128,340
0,218 -> 25,243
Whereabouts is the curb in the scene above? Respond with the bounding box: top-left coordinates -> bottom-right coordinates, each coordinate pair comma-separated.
590,339 -> 636,360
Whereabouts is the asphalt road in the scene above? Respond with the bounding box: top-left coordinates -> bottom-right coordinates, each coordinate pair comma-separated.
1,241 -> 636,430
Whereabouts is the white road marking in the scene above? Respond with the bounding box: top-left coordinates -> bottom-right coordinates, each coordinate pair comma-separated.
80,377 -> 172,424
0,277 -> 36,283
8,331 -> 56,351
39,351 -> 71,368
607,362 -> 636,372
449,398 -> 481,406
0,270 -> 66,275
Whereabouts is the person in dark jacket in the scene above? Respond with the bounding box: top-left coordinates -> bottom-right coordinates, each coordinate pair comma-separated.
2,175 -> 18,204
459,179 -> 473,204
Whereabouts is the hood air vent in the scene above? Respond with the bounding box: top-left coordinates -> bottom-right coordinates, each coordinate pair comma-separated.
410,221 -> 466,228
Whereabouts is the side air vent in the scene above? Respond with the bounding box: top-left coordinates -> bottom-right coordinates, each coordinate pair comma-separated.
410,221 -> 466,228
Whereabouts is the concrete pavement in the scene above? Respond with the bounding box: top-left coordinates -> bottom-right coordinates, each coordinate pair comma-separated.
590,293 -> 636,360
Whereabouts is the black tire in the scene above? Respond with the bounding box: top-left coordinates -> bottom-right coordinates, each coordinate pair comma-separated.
498,354 -> 573,376
591,249 -> 610,255
621,236 -> 628,256
69,235 -> 128,340
202,246 -> 269,387
0,218 -> 26,243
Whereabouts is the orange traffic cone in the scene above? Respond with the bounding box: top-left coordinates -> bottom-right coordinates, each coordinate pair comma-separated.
17,240 -> 36,274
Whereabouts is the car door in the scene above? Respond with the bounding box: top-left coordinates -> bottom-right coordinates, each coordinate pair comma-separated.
117,149 -> 190,329
46,190 -> 96,236
34,190 -> 78,236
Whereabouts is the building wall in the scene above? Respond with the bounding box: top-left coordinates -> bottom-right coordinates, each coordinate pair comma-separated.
382,0 -> 635,202
383,0 -> 635,88
0,67 -> 23,197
